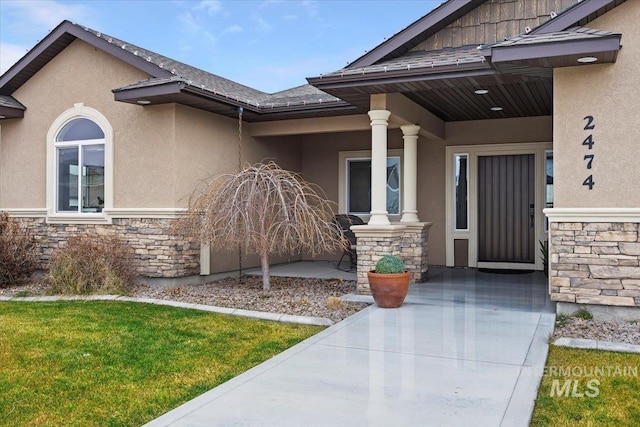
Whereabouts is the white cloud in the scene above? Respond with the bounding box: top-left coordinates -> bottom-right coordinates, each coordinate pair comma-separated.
0,42 -> 28,74
194,0 -> 222,15
178,11 -> 217,43
300,1 -> 319,18
2,0 -> 96,31
282,14 -> 298,21
224,25 -> 243,34
0,0 -> 99,75
253,16 -> 273,34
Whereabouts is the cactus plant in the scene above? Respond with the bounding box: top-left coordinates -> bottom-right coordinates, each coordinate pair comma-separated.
375,255 -> 405,274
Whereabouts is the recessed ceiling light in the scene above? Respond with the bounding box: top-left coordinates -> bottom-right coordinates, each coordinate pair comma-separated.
137,100 -> 151,105
474,89 -> 489,95
577,56 -> 598,63
0,115 -> 5,119
490,106 -> 503,111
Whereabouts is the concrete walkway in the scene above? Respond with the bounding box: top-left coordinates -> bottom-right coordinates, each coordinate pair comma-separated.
146,268 -> 554,427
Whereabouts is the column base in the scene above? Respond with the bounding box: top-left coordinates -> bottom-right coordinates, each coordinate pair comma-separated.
352,222 -> 432,294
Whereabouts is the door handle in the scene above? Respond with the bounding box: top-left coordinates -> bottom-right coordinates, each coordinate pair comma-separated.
529,203 -> 535,228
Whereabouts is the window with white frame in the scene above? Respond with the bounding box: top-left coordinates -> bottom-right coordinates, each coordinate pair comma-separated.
55,118 -> 105,213
544,150 -> 553,231
454,153 -> 469,230
47,103 -> 112,222
345,156 -> 401,215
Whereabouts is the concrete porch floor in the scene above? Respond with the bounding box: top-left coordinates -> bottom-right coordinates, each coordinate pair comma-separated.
147,265 -> 554,427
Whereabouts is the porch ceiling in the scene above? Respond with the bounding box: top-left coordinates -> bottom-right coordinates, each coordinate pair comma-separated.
321,73 -> 552,122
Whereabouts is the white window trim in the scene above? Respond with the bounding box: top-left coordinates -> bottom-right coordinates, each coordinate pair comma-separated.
453,153 -> 469,232
338,149 -> 403,222
46,103 -> 113,224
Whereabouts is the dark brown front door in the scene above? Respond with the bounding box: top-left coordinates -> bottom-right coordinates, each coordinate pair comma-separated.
478,154 -> 535,264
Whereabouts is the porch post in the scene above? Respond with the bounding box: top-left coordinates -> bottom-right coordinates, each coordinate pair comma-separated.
368,109 -> 391,226
400,125 -> 420,223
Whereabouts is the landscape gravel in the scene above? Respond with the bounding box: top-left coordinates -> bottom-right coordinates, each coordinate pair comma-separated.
1,275 -> 368,323
5,275 -> 640,342
552,316 -> 640,346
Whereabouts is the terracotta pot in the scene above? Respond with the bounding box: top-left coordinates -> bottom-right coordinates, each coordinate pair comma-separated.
367,271 -> 411,308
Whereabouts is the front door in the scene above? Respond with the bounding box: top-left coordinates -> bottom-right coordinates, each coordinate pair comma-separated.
477,154 -> 535,266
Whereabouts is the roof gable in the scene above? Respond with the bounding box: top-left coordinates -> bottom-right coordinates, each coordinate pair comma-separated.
348,0 -> 482,69
412,0 -> 578,51
345,0 -> 625,69
0,20 -> 171,96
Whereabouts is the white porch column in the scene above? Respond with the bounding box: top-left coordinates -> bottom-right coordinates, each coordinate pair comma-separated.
400,125 -> 421,223
368,110 -> 391,226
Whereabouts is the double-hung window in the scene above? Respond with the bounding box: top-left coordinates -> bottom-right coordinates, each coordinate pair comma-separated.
55,118 -> 105,213
340,150 -> 402,217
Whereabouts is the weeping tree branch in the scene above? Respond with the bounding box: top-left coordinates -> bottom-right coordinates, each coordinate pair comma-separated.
174,162 -> 347,290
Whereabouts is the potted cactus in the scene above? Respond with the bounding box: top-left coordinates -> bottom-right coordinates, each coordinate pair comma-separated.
367,255 -> 411,308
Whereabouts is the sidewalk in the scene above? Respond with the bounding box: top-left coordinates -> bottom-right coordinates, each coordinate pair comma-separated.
146,268 -> 554,427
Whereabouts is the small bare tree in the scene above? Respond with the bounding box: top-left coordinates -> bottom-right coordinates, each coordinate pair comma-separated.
175,162 -> 346,290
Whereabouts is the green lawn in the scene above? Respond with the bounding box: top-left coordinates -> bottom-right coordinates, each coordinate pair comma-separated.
531,346 -> 640,426
0,301 -> 323,426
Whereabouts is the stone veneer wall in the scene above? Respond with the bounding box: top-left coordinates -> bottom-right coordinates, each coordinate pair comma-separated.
355,233 -> 403,294
550,222 -> 640,307
400,224 -> 430,283
353,223 -> 431,294
13,217 -> 200,278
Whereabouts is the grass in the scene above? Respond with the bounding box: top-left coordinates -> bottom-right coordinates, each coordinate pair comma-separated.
0,301 -> 323,426
531,346 -> 640,426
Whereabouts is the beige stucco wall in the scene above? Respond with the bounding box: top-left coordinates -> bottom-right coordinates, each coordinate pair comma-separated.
174,104 -> 304,273
301,116 -> 552,265
553,0 -> 640,208
0,39 -> 180,209
0,38 -> 305,275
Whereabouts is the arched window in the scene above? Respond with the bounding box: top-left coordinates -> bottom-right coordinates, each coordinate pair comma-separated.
55,118 -> 105,213
47,103 -> 113,223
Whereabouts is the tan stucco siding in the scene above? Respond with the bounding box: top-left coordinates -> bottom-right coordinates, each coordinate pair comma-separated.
174,104 -> 304,273
301,116 -> 552,265
0,38 -> 182,209
114,104 -> 176,208
553,0 -> 640,208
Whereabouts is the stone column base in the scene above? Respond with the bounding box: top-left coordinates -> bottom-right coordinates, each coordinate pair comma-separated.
352,222 -> 432,294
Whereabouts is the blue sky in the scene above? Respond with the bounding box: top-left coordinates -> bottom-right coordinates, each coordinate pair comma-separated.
0,0 -> 441,93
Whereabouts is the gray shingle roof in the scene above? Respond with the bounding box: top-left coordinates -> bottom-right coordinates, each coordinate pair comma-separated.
72,23 -> 339,109
0,95 -> 25,110
484,26 -> 616,48
320,45 -> 486,78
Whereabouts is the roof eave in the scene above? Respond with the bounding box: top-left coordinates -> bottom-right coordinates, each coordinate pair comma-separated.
488,35 -> 622,66
112,81 -> 185,101
113,80 -> 355,116
309,61 -> 493,89
0,106 -> 25,119
181,85 -> 356,115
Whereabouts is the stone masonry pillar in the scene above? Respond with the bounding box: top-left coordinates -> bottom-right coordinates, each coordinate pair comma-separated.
400,124 -> 420,223
368,110 -> 391,226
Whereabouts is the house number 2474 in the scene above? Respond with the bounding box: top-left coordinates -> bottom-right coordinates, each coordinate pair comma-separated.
582,115 -> 595,190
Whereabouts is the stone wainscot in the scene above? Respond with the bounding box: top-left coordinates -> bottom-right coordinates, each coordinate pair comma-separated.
12,217 -> 200,278
549,222 -> 640,308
